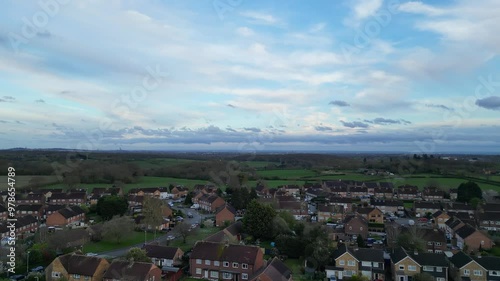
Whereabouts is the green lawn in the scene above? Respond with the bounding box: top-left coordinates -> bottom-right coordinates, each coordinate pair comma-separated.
169,226 -> 221,251
128,158 -> 198,169
256,169 -> 320,179
83,231 -> 156,253
243,161 -> 279,168
244,180 -> 307,188
284,259 -> 306,279
389,176 -> 500,192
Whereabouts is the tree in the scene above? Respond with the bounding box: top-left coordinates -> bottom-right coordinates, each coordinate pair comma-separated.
397,227 -> 426,253
278,211 -> 296,230
243,200 -> 277,240
102,215 -> 133,243
177,222 -> 194,244
96,195 -> 128,220
357,235 -> 366,248
184,193 -> 193,205
457,181 -> 482,203
142,197 -> 164,238
347,275 -> 369,281
413,273 -> 434,281
125,247 -> 151,262
272,216 -> 292,236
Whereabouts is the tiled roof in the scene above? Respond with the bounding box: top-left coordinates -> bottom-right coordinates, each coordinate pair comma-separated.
103,261 -> 157,280
191,241 -> 261,264
57,253 -> 106,276
143,245 -> 180,260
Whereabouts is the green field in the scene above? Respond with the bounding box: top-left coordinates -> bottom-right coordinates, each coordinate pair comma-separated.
0,175 -> 59,190
256,169 -> 320,179
389,176 -> 500,192
83,231 -> 156,253
243,161 -> 279,168
128,158 -> 198,169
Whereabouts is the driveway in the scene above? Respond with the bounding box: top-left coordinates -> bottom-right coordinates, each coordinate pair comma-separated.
96,206 -> 208,258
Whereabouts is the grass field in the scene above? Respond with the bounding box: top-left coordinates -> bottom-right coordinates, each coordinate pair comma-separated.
243,161 -> 279,168
256,169 -> 320,179
83,231 -> 156,253
128,158 -> 197,169
169,226 -> 220,251
389,176 -> 500,192
0,175 -> 59,190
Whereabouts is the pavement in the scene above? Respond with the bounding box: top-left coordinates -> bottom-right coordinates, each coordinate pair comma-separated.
96,205 -> 208,258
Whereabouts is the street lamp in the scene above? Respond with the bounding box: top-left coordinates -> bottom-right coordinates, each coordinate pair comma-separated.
26,251 -> 30,274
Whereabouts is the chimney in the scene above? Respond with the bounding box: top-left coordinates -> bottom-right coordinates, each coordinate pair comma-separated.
414,250 -> 418,255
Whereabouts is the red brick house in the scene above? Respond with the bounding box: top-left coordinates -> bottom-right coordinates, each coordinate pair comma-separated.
16,193 -> 45,204
422,187 -> 445,201
249,257 -> 293,281
171,186 -> 188,199
45,253 -> 110,281
16,204 -> 44,220
344,215 -> 369,239
102,261 -> 162,281
215,204 -> 236,227
15,215 -> 38,238
143,244 -> 184,268
356,207 -> 384,224
48,192 -> 86,205
199,195 -> 226,213
190,241 -> 264,280
421,228 -> 447,253
455,224 -> 494,252
397,185 -> 419,200
46,206 -> 85,227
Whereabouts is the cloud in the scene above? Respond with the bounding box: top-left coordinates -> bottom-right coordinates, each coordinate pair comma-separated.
227,104 -> 236,108
240,11 -> 280,25
476,96 -> 500,110
309,23 -> 326,33
364,118 -> 412,125
0,120 -> 7,123
236,27 -> 255,37
35,99 -> 46,103
345,0 -> 383,26
0,96 -> 15,102
398,1 -> 447,16
329,100 -> 350,107
244,127 -> 261,133
340,121 -> 369,128
425,103 -> 453,111
315,125 -> 333,131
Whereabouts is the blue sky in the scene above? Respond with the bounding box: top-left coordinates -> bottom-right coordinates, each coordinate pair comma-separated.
1,0 -> 499,153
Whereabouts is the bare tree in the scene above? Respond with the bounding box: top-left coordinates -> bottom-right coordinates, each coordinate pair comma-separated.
178,222 -> 195,244
102,215 -> 133,244
142,197 -> 164,239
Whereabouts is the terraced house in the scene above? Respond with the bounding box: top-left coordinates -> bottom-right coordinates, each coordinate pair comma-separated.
450,251 -> 487,281
190,241 -> 264,280
391,247 -> 448,281
46,253 -> 109,281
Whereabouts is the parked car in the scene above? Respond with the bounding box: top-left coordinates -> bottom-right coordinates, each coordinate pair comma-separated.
31,266 -> 44,273
86,253 -> 98,257
187,212 -> 194,218
166,235 -> 176,240
9,275 -> 25,281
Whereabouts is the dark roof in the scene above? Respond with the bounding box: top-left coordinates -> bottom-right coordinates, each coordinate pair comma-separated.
278,201 -> 302,210
352,248 -> 384,262
102,261 -> 157,280
57,205 -> 85,219
371,199 -> 403,207
332,244 -> 350,260
432,210 -> 444,218
357,207 -> 377,215
421,228 -> 446,242
216,204 -> 236,215
484,204 -> 500,213
17,204 -> 43,212
414,202 -> 442,209
0,204 -> 6,212
409,252 -> 448,267
379,182 -> 394,188
455,224 -> 477,239
250,257 -> 292,281
365,182 -> 379,189
450,252 -> 474,268
17,215 -> 38,227
447,202 -> 475,211
57,253 -> 106,276
445,217 -> 464,229
46,205 -> 66,212
191,241 -> 261,264
480,212 -> 500,221
473,256 -> 500,271
143,245 -> 180,259
390,247 -> 409,263
344,214 -> 368,225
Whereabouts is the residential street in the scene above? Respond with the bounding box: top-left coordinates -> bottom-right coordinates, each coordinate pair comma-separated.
96,206 -> 208,258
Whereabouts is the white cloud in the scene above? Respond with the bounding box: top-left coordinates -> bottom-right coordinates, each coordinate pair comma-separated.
240,11 -> 280,25
237,27 -> 255,37
398,1 -> 447,16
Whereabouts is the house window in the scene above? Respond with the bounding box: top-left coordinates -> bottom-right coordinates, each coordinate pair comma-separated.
361,261 -> 371,267
464,269 -> 470,276
223,261 -> 229,267
84,277 -> 89,281
223,272 -> 232,279
339,260 -> 345,266
474,270 -> 482,276
214,261 -> 220,266
399,265 -> 405,270
348,260 -> 355,266
423,266 -> 433,272
210,271 -> 218,278
344,270 -> 354,277
360,227 -> 363,231
427,242 -> 432,246
436,267 -> 442,272
196,259 -> 202,264
52,272 -> 61,278
408,265 -> 417,271
435,242 -> 442,246
73,274 -> 80,279
205,260 -> 211,265
195,268 -> 201,274
436,278 -> 445,281
349,226 -> 352,230
242,273 -> 248,280
242,263 -> 248,269
233,262 -> 239,268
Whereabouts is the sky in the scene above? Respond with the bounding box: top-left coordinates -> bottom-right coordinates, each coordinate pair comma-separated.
0,0 -> 499,153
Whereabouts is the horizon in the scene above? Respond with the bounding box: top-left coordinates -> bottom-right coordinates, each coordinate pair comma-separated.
1,1 -> 500,153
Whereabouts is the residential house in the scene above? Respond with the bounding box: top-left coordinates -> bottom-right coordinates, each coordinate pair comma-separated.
49,192 -> 86,205
46,205 -> 85,227
356,207 -> 384,224
473,256 -> 500,281
391,247 -> 448,281
414,202 -> 442,216
449,212 -> 478,228
445,217 -> 466,240
422,187 -> 445,201
45,253 -> 109,281
102,261 -> 162,281
371,199 -> 404,216
317,204 -> 344,223
328,196 -> 353,212
171,186 -> 188,199
365,182 -> 378,196
143,244 -> 184,268
15,215 -> 38,238
344,215 -> 369,239
255,185 -> 270,198
350,186 -> 369,198
0,204 -> 8,220
16,193 -> 45,204
483,204 -> 500,213
455,224 -> 494,252
189,241 -> 264,280
45,205 -> 66,218
305,188 -> 327,202
374,186 -> 394,199
432,211 -> 450,230
199,194 -> 226,213
326,244 -> 385,281
397,185 -> 419,200
279,185 -> 301,196
421,228 -> 447,253
215,204 -> 236,227
447,202 -> 476,214
16,204 -> 44,220
450,251 -> 487,281
204,221 -> 243,244
278,201 -> 308,220
478,212 -> 500,231
249,257 -> 293,281
449,189 -> 458,201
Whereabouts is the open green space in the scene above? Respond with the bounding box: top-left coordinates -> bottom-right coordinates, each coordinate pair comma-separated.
243,161 -> 279,168
169,226 -> 221,252
256,169 -> 320,179
389,176 -> 500,192
128,158 -> 198,169
0,175 -> 59,189
83,231 -> 156,253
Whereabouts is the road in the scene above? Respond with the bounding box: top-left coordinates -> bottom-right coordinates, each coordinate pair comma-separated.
97,205 -> 208,258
